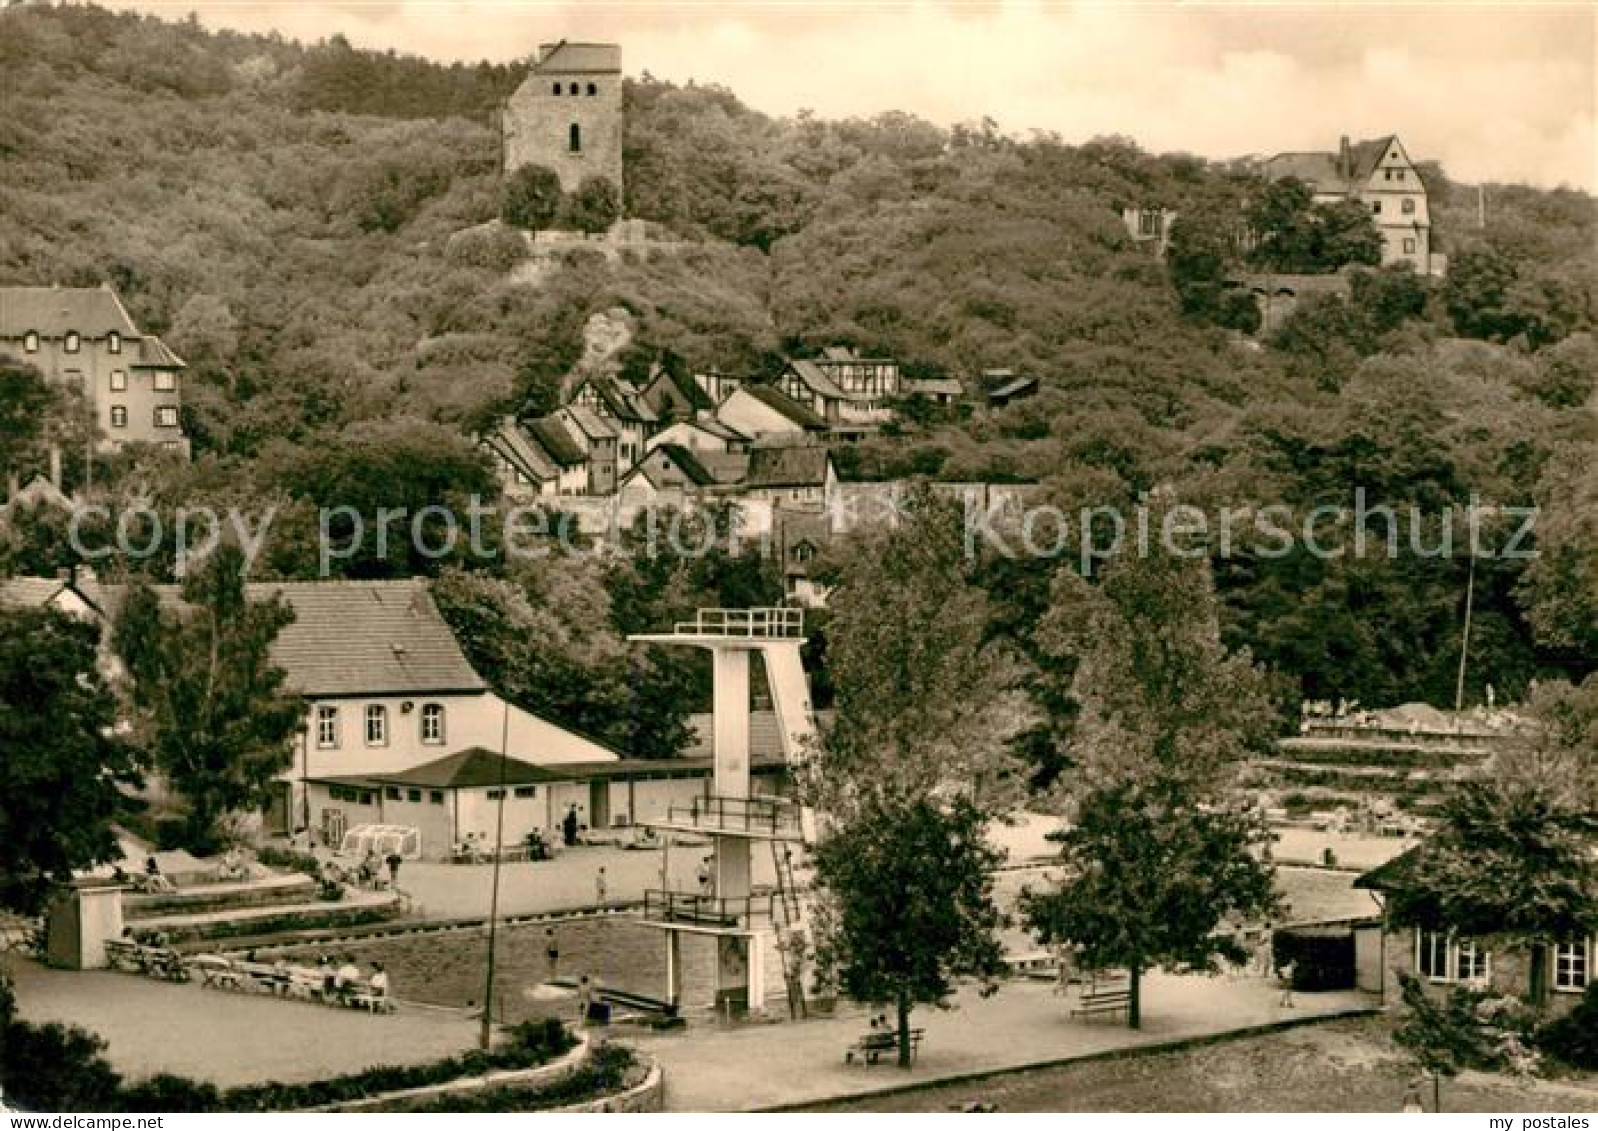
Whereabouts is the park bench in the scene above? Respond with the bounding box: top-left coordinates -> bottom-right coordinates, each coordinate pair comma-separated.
1070,977 -> 1131,1021
845,1027 -> 924,1065
232,960 -> 294,996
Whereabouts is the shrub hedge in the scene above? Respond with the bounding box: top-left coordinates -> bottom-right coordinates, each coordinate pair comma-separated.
1536,984 -> 1598,1070
405,1043 -> 638,1112
1,973 -> 575,1114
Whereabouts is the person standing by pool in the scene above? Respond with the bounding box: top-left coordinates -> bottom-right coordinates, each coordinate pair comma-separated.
545,928 -> 560,979
594,866 -> 608,905
577,974 -> 593,1025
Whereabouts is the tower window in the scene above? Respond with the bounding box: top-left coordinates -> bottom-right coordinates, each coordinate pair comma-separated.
551,82 -> 561,95
587,82 -> 597,96
1402,198 -> 1416,215
569,82 -> 580,95
109,370 -> 127,392
569,123 -> 581,152
108,331 -> 121,354
110,406 -> 128,429
23,331 -> 38,353
64,331 -> 80,353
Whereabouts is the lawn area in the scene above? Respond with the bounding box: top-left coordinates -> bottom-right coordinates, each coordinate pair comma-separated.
806,1017 -> 1598,1113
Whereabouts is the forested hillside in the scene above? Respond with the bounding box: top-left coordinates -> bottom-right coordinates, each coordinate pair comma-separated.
1,3 -> 1593,728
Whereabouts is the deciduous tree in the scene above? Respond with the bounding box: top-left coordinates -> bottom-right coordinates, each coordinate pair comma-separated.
112,541 -> 303,852
1020,778 -> 1279,1028
0,607 -> 142,914
810,791 -> 1008,1067
812,488 -> 1028,805
501,163 -> 563,231
565,175 -> 622,234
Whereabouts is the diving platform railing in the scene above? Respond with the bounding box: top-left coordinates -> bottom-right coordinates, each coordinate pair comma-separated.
649,795 -> 805,840
669,607 -> 805,638
640,890 -> 778,933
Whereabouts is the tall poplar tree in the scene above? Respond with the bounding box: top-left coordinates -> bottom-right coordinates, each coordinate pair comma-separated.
113,542 -> 302,852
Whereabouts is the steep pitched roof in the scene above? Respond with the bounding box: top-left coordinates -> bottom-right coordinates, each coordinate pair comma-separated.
580,377 -> 659,425
737,384 -> 828,430
526,417 -> 585,468
0,574 -> 107,619
1352,846 -> 1424,892
747,444 -> 833,489
786,358 -> 846,400
0,285 -> 139,338
532,41 -> 621,74
247,580 -> 487,697
559,404 -> 617,441
99,580 -> 485,698
484,420 -> 558,483
1348,135 -> 1399,182
695,418 -> 748,443
132,335 -> 185,369
375,747 -> 562,789
645,366 -> 714,413
1264,136 -> 1404,193
1264,151 -> 1348,191
694,451 -> 751,485
0,576 -> 74,610
653,443 -> 718,487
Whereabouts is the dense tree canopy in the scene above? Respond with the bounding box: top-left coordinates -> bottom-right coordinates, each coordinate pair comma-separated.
0,606 -> 143,913
0,1 -> 1591,730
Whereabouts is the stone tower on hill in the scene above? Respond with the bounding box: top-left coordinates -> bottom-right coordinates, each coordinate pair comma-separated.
503,41 -> 623,204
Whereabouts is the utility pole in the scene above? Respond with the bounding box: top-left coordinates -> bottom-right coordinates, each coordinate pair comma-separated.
1455,552 -> 1476,711
479,700 -> 512,1050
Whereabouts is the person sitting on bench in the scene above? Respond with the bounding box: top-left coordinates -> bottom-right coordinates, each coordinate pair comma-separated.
142,856 -> 175,893
368,962 -> 390,1002
334,955 -> 363,1001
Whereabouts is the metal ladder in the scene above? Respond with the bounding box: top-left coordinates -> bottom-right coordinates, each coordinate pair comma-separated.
770,841 -> 808,1019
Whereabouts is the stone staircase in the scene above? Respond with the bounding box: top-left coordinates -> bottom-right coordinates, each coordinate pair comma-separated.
124,874 -> 401,949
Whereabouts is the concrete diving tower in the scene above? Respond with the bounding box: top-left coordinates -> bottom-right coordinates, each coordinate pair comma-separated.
627,607 -> 817,1017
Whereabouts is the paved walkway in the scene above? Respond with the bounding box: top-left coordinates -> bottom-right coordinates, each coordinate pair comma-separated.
6,957 -> 479,1089
628,974 -> 1376,1111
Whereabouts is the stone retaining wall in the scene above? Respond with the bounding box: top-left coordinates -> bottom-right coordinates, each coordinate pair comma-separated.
550,1058 -> 664,1113
303,1032 -> 592,1112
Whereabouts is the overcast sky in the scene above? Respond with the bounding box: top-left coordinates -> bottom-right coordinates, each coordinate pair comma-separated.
114,2 -> 1595,189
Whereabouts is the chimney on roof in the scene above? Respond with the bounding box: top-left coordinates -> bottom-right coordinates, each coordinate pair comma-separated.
1338,135 -> 1352,179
